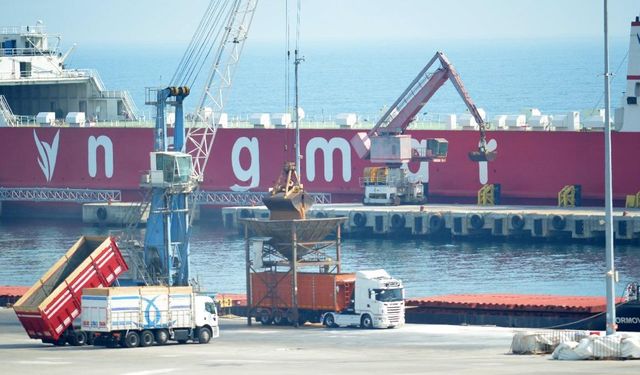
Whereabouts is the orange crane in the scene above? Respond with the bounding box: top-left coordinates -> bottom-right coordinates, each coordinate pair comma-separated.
351,51 -> 496,205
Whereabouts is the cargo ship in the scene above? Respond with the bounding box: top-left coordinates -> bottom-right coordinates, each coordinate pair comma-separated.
2,18 -> 640,217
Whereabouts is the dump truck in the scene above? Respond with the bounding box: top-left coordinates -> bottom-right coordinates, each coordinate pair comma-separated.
252,269 -> 404,328
13,236 -> 128,346
81,285 -> 219,348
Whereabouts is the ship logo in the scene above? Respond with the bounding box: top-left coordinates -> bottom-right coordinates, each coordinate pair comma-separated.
33,130 -> 60,182
478,139 -> 497,185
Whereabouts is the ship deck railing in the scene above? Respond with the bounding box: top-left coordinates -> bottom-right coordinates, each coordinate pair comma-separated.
1,25 -> 46,35
0,48 -> 56,57
0,69 -> 95,82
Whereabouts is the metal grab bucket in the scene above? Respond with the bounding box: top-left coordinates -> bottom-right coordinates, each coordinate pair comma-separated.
262,190 -> 313,221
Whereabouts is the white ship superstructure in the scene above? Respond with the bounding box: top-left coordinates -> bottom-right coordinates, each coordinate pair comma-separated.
0,22 -> 137,124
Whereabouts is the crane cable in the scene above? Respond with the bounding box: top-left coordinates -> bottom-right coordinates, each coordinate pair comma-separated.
170,0 -> 216,85
181,1 -> 230,87
171,0 -> 236,89
589,51 -> 628,118
285,0 -> 290,113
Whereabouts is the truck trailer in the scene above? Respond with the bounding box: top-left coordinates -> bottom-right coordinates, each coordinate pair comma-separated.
13,236 -> 128,345
252,269 -> 404,328
81,285 -> 219,348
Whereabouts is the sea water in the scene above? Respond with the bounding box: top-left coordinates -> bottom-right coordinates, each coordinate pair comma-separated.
0,219 -> 638,298
68,37 -> 630,118
2,38 -> 636,297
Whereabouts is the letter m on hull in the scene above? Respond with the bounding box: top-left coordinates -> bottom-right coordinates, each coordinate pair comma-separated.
305,137 -> 351,182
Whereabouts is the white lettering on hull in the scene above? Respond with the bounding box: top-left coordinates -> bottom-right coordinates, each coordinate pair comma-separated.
33,130 -> 60,182
230,137 -> 260,191
88,136 -> 114,178
405,139 -> 429,183
617,316 -> 640,324
478,139 -> 497,184
305,137 -> 352,182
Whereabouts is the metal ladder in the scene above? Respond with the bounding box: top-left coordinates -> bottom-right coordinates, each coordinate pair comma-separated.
0,95 -> 17,127
110,190 -> 154,285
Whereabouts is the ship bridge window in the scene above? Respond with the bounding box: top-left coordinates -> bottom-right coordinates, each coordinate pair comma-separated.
20,62 -> 32,78
635,82 -> 640,97
1,40 -> 17,55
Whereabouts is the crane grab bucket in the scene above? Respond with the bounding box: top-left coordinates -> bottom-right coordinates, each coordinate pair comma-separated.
262,162 -> 314,220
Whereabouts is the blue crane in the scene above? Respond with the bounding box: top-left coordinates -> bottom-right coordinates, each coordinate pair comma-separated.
143,86 -> 195,286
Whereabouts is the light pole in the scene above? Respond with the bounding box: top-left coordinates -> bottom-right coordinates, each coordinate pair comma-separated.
603,0 -> 616,336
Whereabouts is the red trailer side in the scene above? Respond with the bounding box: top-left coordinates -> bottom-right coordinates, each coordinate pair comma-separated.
251,272 -> 356,312
13,236 -> 128,343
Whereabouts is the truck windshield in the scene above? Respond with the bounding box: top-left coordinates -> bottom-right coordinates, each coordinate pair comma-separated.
373,288 -> 403,302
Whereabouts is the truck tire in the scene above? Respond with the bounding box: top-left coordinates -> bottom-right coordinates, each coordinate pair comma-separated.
69,330 -> 87,346
53,336 -> 66,346
197,327 -> 212,344
259,309 -> 272,325
360,314 -> 373,329
140,330 -> 154,347
124,331 -> 140,348
273,309 -> 287,325
323,313 -> 337,328
155,329 -> 169,345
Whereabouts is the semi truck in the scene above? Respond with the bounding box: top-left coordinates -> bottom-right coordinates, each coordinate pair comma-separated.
81,285 -> 219,348
252,269 -> 404,329
13,236 -> 128,346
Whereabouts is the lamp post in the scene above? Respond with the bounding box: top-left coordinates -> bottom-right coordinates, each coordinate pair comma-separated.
603,0 -> 616,336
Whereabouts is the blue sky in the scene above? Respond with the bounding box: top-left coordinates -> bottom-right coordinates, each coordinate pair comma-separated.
1,0 -> 639,46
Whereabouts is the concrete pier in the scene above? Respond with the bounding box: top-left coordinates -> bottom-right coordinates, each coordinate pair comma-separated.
82,202 -> 149,226
222,203 -> 640,242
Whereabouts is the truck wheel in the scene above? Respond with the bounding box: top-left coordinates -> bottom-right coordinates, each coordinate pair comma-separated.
259,309 -> 273,325
273,309 -> 286,325
155,329 -> 169,345
69,330 -> 87,346
124,331 -> 140,348
360,314 -> 373,329
53,336 -> 66,346
197,327 -> 212,344
323,313 -> 337,328
140,330 -> 154,347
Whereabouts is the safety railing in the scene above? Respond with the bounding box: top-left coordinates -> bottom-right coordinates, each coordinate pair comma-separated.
0,187 -> 121,203
195,190 -> 331,205
1,25 -> 46,34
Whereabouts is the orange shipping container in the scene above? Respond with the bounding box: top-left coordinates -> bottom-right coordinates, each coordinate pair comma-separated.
251,272 -> 356,312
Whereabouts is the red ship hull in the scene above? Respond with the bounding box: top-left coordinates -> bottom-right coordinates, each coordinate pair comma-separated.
1,127 -> 638,207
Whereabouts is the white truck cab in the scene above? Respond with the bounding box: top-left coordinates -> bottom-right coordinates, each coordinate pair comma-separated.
325,269 -> 405,329
195,295 -> 220,336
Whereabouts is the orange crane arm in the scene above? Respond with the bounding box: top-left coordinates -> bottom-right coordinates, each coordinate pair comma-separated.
352,51 -> 493,161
